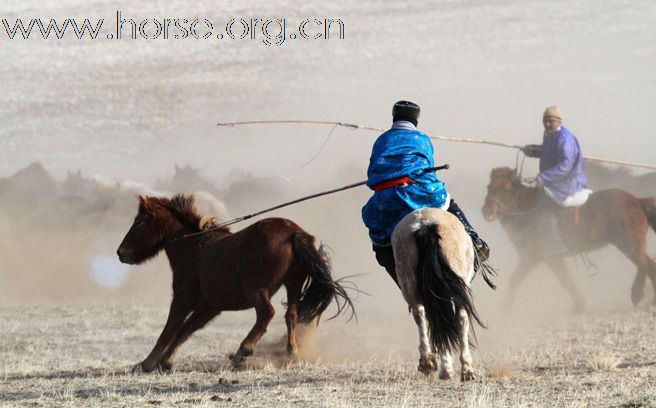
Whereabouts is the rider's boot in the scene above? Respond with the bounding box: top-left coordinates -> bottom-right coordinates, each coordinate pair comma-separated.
447,200 -> 490,262
372,244 -> 399,286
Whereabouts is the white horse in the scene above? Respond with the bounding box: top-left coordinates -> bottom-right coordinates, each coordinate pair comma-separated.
391,207 -> 484,381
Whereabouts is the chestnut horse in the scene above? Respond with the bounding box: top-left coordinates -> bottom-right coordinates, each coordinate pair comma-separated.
482,167 -> 656,311
117,194 -> 354,372
392,208 -> 486,380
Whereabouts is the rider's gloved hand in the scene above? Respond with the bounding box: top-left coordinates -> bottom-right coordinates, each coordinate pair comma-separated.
521,144 -> 542,158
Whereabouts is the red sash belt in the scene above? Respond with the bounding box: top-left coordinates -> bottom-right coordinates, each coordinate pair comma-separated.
374,176 -> 412,192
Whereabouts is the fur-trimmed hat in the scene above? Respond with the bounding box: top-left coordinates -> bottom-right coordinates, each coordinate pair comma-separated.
392,101 -> 420,125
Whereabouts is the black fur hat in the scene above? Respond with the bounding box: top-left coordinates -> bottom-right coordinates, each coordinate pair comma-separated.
392,100 -> 420,126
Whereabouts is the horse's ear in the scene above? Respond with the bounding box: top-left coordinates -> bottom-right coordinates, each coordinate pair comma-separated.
138,195 -> 156,214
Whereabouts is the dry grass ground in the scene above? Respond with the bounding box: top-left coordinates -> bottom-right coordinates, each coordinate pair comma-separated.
1,303 -> 655,407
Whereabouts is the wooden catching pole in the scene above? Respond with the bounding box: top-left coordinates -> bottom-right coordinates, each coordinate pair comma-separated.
217,119 -> 656,170
174,164 -> 450,240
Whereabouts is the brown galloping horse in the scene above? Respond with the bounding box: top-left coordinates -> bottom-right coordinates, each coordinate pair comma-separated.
482,167 -> 656,311
117,194 -> 354,373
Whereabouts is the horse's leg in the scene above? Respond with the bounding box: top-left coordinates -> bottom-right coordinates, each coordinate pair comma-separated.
411,304 -> 438,375
134,297 -> 191,373
613,235 -> 653,306
504,255 -> 540,311
283,276 -> 304,356
647,258 -> 656,305
157,308 -> 219,371
438,352 -> 455,380
232,288 -> 275,363
285,302 -> 299,356
629,257 -> 656,306
545,257 -> 586,314
631,271 -> 647,306
457,308 -> 476,381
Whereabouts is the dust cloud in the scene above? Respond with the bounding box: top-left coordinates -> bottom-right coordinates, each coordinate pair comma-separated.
1,0 -> 655,363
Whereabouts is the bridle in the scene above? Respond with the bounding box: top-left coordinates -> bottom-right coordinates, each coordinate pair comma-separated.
488,175 -> 546,217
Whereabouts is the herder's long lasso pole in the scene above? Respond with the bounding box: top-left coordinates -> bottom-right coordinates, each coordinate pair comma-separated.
175,164 -> 450,241
217,120 -> 656,171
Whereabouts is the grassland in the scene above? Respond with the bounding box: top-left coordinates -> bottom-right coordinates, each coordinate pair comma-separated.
1,302 -> 655,407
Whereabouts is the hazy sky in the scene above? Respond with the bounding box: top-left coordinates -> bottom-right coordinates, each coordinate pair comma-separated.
1,0 -> 654,182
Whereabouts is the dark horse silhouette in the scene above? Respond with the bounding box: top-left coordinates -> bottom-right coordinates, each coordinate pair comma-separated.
117,194 -> 354,372
481,167 -> 656,312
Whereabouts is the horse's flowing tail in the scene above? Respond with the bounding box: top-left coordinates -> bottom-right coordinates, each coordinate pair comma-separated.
291,234 -> 355,323
640,198 -> 656,233
414,224 -> 484,354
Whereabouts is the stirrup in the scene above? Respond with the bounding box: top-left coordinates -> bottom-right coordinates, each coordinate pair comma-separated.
473,243 -> 497,290
474,239 -> 490,262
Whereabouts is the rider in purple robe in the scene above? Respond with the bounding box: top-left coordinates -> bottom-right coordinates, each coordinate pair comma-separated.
521,106 -> 592,254
522,106 -> 591,206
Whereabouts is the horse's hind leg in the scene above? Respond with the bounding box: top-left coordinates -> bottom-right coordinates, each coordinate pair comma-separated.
232,289 -> 275,364
631,271 -> 647,305
158,308 -> 219,371
545,257 -> 586,314
284,279 -> 303,356
458,308 -> 476,382
645,258 -> 656,306
438,352 -> 455,380
134,297 -> 191,373
614,235 -> 654,305
411,304 -> 438,375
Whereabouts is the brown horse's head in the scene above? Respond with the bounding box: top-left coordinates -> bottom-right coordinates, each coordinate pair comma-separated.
481,167 -> 519,221
116,194 -> 205,265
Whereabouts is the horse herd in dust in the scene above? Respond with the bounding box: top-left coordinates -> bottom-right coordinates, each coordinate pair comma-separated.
2,161 -> 656,380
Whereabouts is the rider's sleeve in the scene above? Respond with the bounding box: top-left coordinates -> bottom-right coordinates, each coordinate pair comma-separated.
537,136 -> 577,184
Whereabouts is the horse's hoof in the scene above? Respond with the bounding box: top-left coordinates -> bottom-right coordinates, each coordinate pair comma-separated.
131,361 -> 155,374
229,350 -> 251,369
631,290 -> 644,306
461,371 -> 477,382
438,368 -> 454,380
287,345 -> 299,357
157,361 -> 173,373
418,356 -> 438,375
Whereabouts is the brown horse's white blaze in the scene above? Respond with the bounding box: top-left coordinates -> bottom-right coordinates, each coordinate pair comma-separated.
391,208 -> 482,381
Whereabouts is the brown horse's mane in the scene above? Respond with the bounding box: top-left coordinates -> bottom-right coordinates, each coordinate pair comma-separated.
144,194 -> 230,234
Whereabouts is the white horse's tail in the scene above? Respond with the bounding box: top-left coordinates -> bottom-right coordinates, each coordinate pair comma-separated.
414,224 -> 484,354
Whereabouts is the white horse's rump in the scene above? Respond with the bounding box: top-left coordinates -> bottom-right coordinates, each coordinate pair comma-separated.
391,207 -> 483,380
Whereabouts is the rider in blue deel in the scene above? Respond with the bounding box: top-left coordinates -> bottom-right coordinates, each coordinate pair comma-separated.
362,100 -> 490,284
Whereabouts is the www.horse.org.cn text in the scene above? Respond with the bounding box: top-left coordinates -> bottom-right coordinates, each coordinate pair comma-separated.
1,12 -> 346,46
